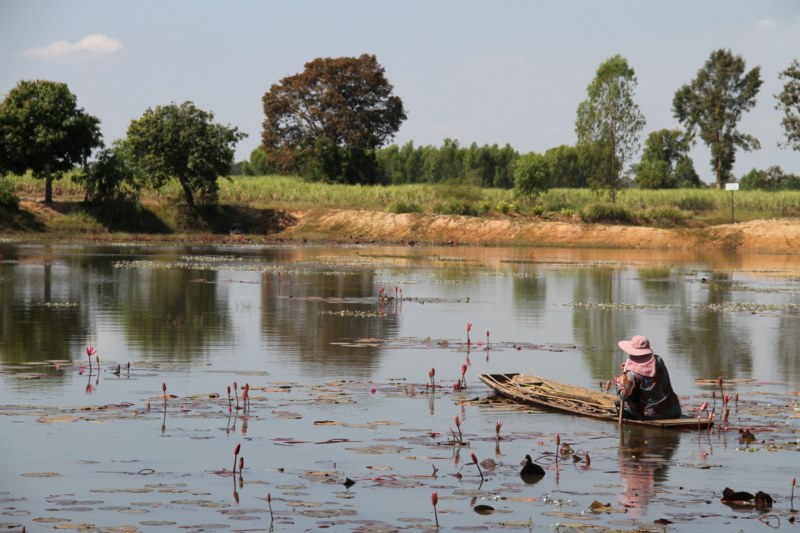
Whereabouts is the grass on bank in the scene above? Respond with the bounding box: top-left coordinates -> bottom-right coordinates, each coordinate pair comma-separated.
3,173 -> 800,235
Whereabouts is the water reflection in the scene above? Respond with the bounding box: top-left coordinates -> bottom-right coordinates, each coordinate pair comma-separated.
0,243 -> 799,387
667,272 -> 753,379
259,270 -> 397,375
572,268 -> 637,380
618,426 -> 679,517
0,255 -> 90,365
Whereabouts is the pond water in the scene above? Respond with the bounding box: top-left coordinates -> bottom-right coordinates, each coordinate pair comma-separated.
1,242 -> 799,532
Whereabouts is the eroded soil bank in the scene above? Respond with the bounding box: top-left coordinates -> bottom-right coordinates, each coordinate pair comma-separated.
272,209 -> 800,254
4,203 -> 800,254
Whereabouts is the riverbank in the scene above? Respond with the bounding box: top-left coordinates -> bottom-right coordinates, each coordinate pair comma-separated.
2,201 -> 799,254
277,208 -> 800,253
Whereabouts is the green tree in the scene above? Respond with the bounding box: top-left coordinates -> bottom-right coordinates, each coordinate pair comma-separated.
262,54 -> 406,182
126,101 -> 246,207
739,165 -> 795,191
514,152 -> 551,200
0,80 -> 102,203
776,59 -> 800,153
575,55 -> 645,201
74,141 -> 139,204
635,129 -> 700,189
241,146 -> 274,176
544,145 -> 587,188
673,49 -> 762,190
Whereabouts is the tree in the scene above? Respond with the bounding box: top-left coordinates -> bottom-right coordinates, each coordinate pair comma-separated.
241,146 -> 274,176
74,141 -> 139,204
776,59 -> 800,152
544,145 -> 588,188
673,49 -> 762,190
126,101 -> 246,207
635,129 -> 700,189
261,54 -> 406,182
514,152 -> 551,200
575,55 -> 646,202
739,165 -> 800,191
0,80 -> 102,203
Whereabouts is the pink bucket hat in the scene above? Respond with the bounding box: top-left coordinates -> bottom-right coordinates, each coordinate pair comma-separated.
618,335 -> 656,377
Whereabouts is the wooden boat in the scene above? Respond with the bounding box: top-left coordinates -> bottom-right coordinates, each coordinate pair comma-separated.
478,372 -> 713,430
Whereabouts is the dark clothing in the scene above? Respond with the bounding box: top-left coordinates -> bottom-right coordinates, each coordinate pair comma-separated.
617,354 -> 681,420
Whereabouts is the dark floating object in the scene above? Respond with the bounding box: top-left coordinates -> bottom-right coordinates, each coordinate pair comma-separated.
520,454 -> 545,483
738,428 -> 757,443
343,477 -> 356,489
654,518 -> 673,525
473,504 -> 495,515
721,487 -> 773,509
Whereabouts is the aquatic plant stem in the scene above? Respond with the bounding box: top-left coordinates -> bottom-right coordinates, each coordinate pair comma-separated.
233,443 -> 241,474
431,491 -> 439,528
471,452 -> 483,481
267,492 -> 274,524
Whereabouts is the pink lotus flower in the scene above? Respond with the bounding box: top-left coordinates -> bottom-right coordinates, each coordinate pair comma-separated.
466,323 -> 472,332
86,346 -> 96,357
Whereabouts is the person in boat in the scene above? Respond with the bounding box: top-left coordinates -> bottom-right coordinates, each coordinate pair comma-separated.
615,335 -> 681,420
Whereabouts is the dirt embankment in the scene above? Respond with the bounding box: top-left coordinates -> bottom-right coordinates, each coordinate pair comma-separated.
274,209 -> 800,253
3,202 -> 800,253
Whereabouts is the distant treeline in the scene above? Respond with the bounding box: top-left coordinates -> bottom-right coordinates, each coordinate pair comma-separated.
239,140 -> 593,189
235,139 -> 800,192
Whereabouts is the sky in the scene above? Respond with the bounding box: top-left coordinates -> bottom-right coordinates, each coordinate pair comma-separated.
1,0 -> 799,184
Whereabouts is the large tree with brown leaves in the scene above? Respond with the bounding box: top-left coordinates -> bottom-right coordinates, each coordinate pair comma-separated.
262,54 -> 406,183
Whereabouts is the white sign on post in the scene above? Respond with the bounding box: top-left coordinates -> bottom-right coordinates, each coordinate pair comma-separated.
725,183 -> 738,222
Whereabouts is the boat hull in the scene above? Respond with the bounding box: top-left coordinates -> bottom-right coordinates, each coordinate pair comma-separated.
478,373 -> 713,430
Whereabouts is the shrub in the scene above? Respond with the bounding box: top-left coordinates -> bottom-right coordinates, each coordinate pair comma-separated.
387,201 -> 422,214
0,178 -> 19,209
47,211 -> 104,232
674,195 -> 715,212
497,200 -> 511,214
432,201 -> 480,216
643,206 -> 686,227
580,202 -> 634,223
